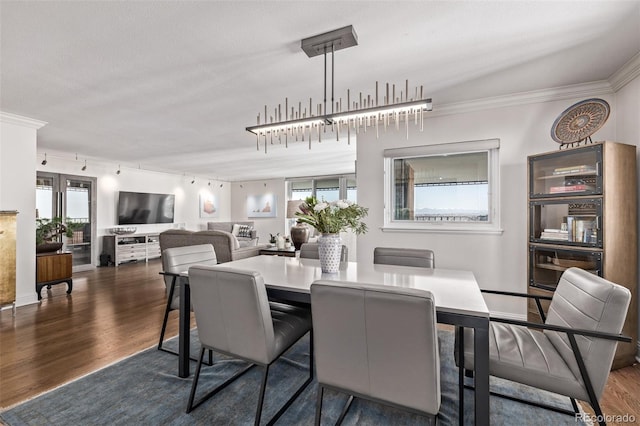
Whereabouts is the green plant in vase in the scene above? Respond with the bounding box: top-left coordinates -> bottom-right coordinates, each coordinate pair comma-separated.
36,217 -> 84,252
296,196 -> 368,273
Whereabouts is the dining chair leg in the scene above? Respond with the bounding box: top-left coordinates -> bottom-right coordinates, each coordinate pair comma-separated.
309,330 -> 314,381
255,365 -> 270,426
315,385 -> 324,426
570,398 -> 579,415
457,326 -> 465,425
336,395 -> 354,425
158,276 -> 177,350
186,347 -> 206,413
266,333 -> 314,425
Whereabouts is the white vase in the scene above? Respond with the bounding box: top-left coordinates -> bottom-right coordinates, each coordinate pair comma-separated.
318,233 -> 342,273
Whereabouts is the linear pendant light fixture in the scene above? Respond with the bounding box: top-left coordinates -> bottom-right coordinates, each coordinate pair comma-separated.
246,25 -> 432,152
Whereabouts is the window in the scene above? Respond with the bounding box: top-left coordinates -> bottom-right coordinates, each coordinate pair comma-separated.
287,175 -> 356,202
290,179 -> 313,201
287,174 -> 357,231
384,139 -> 501,233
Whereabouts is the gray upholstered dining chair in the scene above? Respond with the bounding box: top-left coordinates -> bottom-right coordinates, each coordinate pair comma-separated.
186,266 -> 313,424
373,247 -> 435,268
158,244 -> 218,356
299,242 -> 348,261
311,280 -> 441,425
457,267 -> 631,426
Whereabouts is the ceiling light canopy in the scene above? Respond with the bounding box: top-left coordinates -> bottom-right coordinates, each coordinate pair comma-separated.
246,25 -> 432,152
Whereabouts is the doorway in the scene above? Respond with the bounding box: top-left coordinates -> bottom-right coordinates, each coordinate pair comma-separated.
36,172 -> 97,271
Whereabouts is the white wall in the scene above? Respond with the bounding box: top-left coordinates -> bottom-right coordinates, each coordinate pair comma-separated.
1,113 -> 46,307
230,178 -> 287,243
356,94 -> 617,319
36,152 -> 232,266
613,71 -> 640,360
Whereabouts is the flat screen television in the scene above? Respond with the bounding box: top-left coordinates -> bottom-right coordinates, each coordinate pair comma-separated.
117,191 -> 175,225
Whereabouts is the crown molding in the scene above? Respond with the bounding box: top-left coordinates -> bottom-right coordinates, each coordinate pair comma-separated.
0,111 -> 47,129
609,52 -> 640,92
432,81 -> 613,117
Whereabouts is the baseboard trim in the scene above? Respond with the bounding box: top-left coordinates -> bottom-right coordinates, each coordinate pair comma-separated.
636,340 -> 640,364
15,294 -> 39,308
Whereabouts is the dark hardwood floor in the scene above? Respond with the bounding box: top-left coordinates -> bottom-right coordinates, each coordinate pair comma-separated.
1,260 -> 639,425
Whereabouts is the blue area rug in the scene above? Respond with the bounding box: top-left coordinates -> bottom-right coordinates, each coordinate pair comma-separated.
0,330 -> 585,425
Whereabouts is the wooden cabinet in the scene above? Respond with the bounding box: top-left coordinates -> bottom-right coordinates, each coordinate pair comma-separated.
36,252 -> 73,300
102,233 -> 161,266
0,211 -> 18,313
527,141 -> 637,368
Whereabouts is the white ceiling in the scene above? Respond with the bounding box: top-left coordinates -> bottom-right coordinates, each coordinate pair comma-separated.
1,1 -> 639,181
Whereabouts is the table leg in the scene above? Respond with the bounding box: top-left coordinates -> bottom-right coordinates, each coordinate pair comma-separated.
178,279 -> 191,378
473,318 -> 490,426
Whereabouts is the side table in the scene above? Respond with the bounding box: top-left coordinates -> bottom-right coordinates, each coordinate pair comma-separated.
259,247 -> 297,257
36,252 -> 73,300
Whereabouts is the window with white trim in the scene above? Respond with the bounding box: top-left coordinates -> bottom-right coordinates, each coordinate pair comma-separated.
384,139 -> 501,233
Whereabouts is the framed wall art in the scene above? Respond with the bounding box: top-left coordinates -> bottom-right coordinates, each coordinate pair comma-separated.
247,194 -> 277,218
199,193 -> 219,218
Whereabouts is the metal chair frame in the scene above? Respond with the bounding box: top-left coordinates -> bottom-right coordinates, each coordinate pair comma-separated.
458,289 -> 631,426
186,330 -> 314,426
315,383 -> 439,426
158,273 -> 212,364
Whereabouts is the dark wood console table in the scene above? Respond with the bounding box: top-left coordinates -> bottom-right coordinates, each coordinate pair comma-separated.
259,247 -> 297,257
36,252 -> 73,300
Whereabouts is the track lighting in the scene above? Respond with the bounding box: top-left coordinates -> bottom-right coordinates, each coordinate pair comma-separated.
191,177 -> 195,184
41,153 -> 47,166
116,165 -> 121,175
81,160 -> 87,171
220,183 -> 223,188
208,181 -> 211,186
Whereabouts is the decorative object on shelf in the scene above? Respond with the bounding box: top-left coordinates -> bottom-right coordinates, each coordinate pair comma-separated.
36,217 -> 83,253
296,196 -> 368,273
109,227 -> 137,235
551,98 -> 610,148
246,25 -> 432,152
287,200 -> 310,250
247,193 -> 277,218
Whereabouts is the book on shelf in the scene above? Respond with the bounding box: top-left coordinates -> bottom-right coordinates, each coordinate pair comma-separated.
552,165 -> 596,175
540,228 -> 569,240
549,184 -> 595,193
567,215 -> 597,244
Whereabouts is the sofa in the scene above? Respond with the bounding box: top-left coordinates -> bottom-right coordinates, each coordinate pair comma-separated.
206,221 -> 258,247
159,228 -> 268,264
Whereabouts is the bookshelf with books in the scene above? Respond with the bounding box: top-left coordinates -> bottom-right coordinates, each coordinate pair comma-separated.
527,141 -> 637,369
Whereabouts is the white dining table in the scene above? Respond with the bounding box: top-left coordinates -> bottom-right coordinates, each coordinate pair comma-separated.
171,255 -> 491,425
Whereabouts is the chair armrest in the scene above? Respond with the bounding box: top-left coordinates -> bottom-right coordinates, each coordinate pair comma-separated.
489,316 -> 632,343
481,289 -> 553,321
481,289 -> 553,300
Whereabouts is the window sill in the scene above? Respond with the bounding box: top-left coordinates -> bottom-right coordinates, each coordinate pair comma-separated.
381,224 -> 504,235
